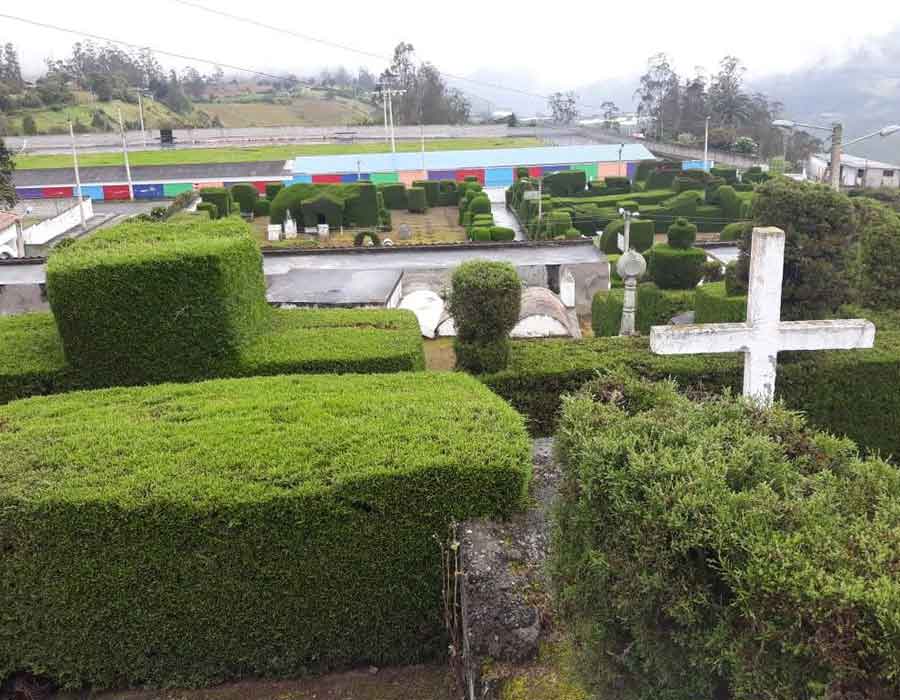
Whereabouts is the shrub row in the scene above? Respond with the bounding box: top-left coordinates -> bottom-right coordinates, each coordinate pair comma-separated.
479,329 -> 900,456
0,309 -> 426,403
552,371 -> 900,700
591,284 -> 695,337
199,188 -> 234,220
0,372 -> 531,688
694,280 -> 747,323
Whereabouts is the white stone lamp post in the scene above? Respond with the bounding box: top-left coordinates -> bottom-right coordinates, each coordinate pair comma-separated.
617,208 -> 646,336
650,227 -> 875,406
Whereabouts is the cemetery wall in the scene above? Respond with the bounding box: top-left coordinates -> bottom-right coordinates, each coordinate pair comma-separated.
0,372 -> 532,687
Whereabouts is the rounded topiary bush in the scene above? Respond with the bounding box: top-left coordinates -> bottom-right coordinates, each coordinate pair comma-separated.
667,217 -> 697,248
468,195 -> 492,216
721,221 -> 751,242
407,187 -> 427,214
230,184 -> 259,214
619,200 -> 639,213
470,227 -> 492,242
449,260 -> 521,374
725,261 -> 747,296
548,210 -> 573,237
253,199 -> 271,217
647,244 -> 706,289
600,219 -> 654,255
197,202 -> 218,219
490,226 -> 516,242
564,228 -> 581,240
353,231 -> 381,247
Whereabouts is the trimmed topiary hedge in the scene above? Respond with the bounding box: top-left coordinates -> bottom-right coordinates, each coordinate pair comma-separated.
542,170 -> 587,197
603,176 -> 631,194
230,184 -> 259,214
0,372 -> 531,689
413,180 -> 440,207
547,210 -> 573,237
449,261 -> 521,373
378,183 -> 408,210
346,182 -> 379,227
438,180 -> 458,206
717,184 -> 741,220
196,201 -> 217,219
0,309 -> 426,404
265,183 -> 284,201
479,329 -> 900,455
470,227 -> 492,241
46,219 -> 269,388
666,216 -> 697,248
253,199 -> 271,217
490,226 -> 515,241
647,244 -> 707,289
553,371 -> 900,700
600,219 -> 654,254
199,188 -> 233,220
468,195 -> 491,216
301,194 -> 344,228
721,220 -> 751,241
694,281 -> 747,323
591,284 -> 695,337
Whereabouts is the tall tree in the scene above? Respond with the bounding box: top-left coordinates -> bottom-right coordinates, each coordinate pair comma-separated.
678,71 -> 708,137
0,137 -> 16,209
635,53 -> 679,140
548,91 -> 579,124
1,43 -> 23,90
709,56 -> 751,127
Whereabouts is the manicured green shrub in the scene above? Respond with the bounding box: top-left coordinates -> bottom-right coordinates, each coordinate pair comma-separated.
591,289 -> 624,337
666,216 -> 697,248
673,176 -> 702,193
490,226 -> 515,241
516,167 -> 530,179
618,200 -> 639,213
647,244 -> 706,289
352,231 -> 381,247
346,182 -> 379,227
547,210 -> 573,237
603,176 -> 631,194
732,182 -> 755,192
253,198 -> 271,217
721,220 -> 751,241
745,179 -> 856,319
378,183 -> 408,210
742,165 -> 767,183
704,175 -> 726,203
0,371 -> 530,689
468,195 -> 491,215
854,198 -> 900,309
230,183 -> 259,214
46,219 -> 269,387
662,190 -> 701,217
438,180 -> 458,206
710,165 -> 738,184
265,183 -> 284,200
564,227 -> 581,239
542,170 -> 587,197
646,168 -> 678,190
199,188 -> 233,220
591,284 -> 695,337
588,179 -> 607,194
701,259 -> 724,283
694,280 -> 747,323
301,194 -> 345,228
465,175 -> 479,183
449,261 -> 521,373
470,227 -> 492,241
600,219 -> 654,254
196,201 -> 217,219
717,184 -> 741,219
553,371 -> 900,700
413,180 -> 440,207
724,261 -> 746,296
634,161 -> 656,182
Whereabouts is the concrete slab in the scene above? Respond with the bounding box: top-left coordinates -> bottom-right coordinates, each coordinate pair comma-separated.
266,268 -> 402,307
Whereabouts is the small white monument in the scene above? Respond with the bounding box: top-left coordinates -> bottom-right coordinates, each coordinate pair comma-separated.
284,212 -> 297,239
650,227 -> 876,405
317,223 -> 330,239
560,268 -> 576,308
267,225 -> 282,242
617,209 -> 646,336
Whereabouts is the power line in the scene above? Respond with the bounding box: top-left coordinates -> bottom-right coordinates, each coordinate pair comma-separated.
0,12 -> 289,82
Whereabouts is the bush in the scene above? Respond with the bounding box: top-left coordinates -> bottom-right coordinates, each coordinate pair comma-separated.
744,179 -> 856,319
666,217 -> 697,248
470,227 -> 492,242
253,199 -> 271,217
46,219 -> 269,388
196,201 -> 217,219
600,219 -> 654,254
438,180 -> 458,206
662,190 -> 701,217
553,372 -> 900,700
449,261 -> 521,373
694,280 -> 747,323
299,194 -> 344,228
199,188 -> 233,220
564,227 -> 581,240
603,176 -> 631,194
618,200 -> 639,213
547,210 -> 572,237
721,220 -> 751,241
855,198 -> 900,309
710,166 -> 738,184
412,180 -> 440,207
346,182 -> 379,227
701,259 -> 724,283
0,372 -> 530,689
265,183 -> 284,200
516,167 -> 530,179
378,183 -> 408,210
717,184 -> 741,219
468,195 -> 491,216
353,231 -> 381,247
724,260 -> 747,296
542,170 -> 587,197
591,284 -> 695,337
673,176 -> 701,193
646,168 -> 678,190
591,289 -> 624,337
634,161 -> 656,182
647,244 -> 706,289
704,175 -> 726,203
490,226 -> 515,242
230,183 -> 259,214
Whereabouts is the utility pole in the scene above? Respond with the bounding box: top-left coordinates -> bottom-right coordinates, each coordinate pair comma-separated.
387,89 -> 397,153
117,108 -> 134,200
704,116 -> 710,171
618,143 -> 624,177
381,92 -> 389,144
421,122 -> 425,170
137,90 -> 147,149
830,122 -> 843,192
69,121 -> 87,232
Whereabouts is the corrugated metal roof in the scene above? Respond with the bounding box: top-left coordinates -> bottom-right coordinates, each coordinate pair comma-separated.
291,143 -> 656,175
814,152 -> 900,170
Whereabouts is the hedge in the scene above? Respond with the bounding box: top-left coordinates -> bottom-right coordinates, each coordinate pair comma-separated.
199,188 -> 233,220
694,281 -> 747,323
253,199 -> 271,217
603,176 -> 631,194
196,201 -> 217,219
490,226 -> 515,241
599,219 -> 654,254
0,309 -> 426,404
468,195 -> 491,215
412,180 -> 441,207
345,182 -> 379,227
470,227 -> 492,241
265,183 -> 284,201
301,194 -> 344,228
438,180 -> 458,206
46,219 -> 269,388
552,371 -> 900,700
591,284 -> 695,337
647,244 -> 707,289
479,330 -> 900,456
0,372 -> 531,689
666,217 -> 696,248
718,184 -> 741,219
543,170 -> 587,197
721,220 -> 751,241
378,183 -> 408,210
230,184 -> 259,214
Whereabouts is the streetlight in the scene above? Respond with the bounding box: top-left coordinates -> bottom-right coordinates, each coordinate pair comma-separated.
773,119 -> 900,191
703,116 -> 711,172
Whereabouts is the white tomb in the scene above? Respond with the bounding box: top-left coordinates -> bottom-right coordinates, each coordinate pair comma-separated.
267,225 -> 282,242
650,227 -> 876,405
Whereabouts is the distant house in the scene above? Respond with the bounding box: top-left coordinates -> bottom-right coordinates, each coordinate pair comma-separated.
808,152 -> 900,189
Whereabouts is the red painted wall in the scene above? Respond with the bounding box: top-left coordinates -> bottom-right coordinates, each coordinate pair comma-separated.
103,184 -> 132,201
42,186 -> 74,198
455,168 -> 485,185
312,174 -> 342,184
528,166 -> 542,178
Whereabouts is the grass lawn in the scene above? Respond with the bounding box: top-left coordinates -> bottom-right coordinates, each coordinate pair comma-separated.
15,137 -> 543,170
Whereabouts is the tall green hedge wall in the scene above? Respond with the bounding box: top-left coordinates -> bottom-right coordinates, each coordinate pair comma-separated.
46,219 -> 269,387
199,188 -> 233,220
230,184 -> 258,214
0,372 -> 531,688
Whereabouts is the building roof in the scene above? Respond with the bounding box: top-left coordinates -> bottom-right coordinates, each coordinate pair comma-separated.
291,143 -> 655,175
265,268 -> 402,306
814,152 -> 900,170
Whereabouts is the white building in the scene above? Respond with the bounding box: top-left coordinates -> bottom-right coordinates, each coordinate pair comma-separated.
0,212 -> 22,259
808,152 -> 900,189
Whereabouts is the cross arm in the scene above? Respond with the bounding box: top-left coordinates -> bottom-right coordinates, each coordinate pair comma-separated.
650,323 -> 753,355
777,320 -> 876,352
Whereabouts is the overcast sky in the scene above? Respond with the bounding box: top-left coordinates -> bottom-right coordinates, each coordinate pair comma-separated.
6,0 -> 900,92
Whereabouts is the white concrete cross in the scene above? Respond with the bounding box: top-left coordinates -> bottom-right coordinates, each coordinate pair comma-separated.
650,227 -> 876,405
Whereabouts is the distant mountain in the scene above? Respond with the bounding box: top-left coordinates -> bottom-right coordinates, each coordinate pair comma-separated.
448,69 -> 548,118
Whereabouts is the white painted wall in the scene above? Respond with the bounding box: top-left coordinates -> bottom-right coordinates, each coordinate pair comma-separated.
0,223 -> 18,258
399,290 -> 445,338
512,315 -> 569,338
23,198 -> 94,245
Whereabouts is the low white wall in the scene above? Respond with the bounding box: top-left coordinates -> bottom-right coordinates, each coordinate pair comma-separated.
0,223 -> 18,258
23,198 -> 94,245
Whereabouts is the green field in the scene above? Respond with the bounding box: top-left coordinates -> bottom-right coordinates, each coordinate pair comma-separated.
15,137 -> 543,170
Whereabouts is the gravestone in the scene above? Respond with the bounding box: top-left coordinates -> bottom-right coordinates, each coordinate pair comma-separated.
398,223 -> 412,241
317,223 -> 330,240
560,268 -> 576,308
284,213 -> 297,239
650,227 -> 876,405
267,225 -> 281,243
